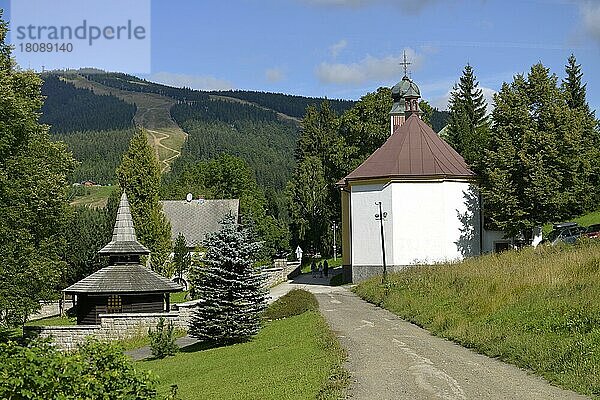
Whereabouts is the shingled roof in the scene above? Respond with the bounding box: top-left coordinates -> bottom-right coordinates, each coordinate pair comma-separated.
98,192 -> 150,256
63,264 -> 181,294
161,199 -> 240,247
342,114 -> 475,183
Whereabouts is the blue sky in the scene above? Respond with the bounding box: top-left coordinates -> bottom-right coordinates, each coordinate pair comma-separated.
2,0 -> 600,111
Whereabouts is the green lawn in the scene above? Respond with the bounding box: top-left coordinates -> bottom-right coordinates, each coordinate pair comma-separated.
70,185 -> 116,208
139,291 -> 348,399
25,315 -> 76,326
354,241 -> 600,397
169,291 -> 189,304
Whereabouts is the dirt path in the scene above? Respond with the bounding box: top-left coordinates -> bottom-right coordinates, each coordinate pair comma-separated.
64,75 -> 187,172
272,276 -> 588,400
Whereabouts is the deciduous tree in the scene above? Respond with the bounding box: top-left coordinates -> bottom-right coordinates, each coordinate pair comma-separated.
0,13 -> 76,326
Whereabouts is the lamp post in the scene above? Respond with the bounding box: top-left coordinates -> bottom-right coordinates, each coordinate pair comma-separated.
331,222 -> 339,261
375,202 -> 388,283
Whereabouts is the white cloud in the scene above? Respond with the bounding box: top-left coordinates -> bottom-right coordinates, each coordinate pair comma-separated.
265,67 -> 285,83
149,72 -> 233,91
329,39 -> 348,58
579,1 -> 600,43
300,0 -> 440,14
315,48 -> 424,85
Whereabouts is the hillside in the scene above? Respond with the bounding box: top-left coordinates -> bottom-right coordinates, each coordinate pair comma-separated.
41,70 -> 449,194
61,74 -> 187,174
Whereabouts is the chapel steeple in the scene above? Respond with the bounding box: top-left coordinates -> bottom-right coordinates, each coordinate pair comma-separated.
389,52 -> 422,135
97,191 -> 150,265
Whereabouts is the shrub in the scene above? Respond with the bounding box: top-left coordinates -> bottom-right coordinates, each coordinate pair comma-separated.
262,289 -> 319,320
0,338 -> 159,399
148,317 -> 179,359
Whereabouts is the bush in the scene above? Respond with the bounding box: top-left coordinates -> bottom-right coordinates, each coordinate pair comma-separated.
0,338 -> 159,399
148,317 -> 179,359
262,289 -> 319,320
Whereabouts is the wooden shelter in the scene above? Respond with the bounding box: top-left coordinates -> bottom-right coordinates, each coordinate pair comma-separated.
64,192 -> 182,325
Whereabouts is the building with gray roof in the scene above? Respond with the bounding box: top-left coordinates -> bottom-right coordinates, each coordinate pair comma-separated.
64,192 -> 182,325
161,198 -> 240,248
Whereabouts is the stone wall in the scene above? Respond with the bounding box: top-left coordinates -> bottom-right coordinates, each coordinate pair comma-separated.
25,311 -> 185,351
262,259 -> 301,287
28,300 -> 74,321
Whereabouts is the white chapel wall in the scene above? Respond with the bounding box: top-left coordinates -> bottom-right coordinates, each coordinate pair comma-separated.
350,182 -> 394,267
389,180 -> 481,265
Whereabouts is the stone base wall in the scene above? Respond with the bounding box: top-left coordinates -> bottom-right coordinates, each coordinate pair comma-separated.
28,300 -> 74,321
351,264 -> 410,283
25,311 -> 187,351
262,259 -> 301,287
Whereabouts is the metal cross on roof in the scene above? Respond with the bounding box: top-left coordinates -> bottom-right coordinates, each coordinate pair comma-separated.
399,50 -> 411,77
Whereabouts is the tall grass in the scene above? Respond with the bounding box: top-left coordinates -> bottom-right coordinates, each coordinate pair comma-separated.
354,241 -> 600,397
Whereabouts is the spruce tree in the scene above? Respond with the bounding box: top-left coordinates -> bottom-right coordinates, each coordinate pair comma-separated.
0,12 -> 76,326
563,54 -> 589,113
480,63 -> 597,239
116,128 -> 172,274
562,54 -> 600,206
188,215 -> 266,344
446,64 -> 490,170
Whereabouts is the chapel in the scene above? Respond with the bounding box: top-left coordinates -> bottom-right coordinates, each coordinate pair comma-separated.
64,192 -> 182,324
337,74 -> 505,283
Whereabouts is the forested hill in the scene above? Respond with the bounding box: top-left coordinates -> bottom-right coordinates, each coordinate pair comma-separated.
40,75 -> 136,133
40,70 -> 449,188
209,90 -> 355,119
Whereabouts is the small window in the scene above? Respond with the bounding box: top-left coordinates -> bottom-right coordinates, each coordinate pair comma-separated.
494,242 -> 511,253
107,295 -> 122,313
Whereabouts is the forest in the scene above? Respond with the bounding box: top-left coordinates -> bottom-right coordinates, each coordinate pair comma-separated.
209,89 -> 355,118
54,129 -> 135,184
169,101 -> 298,190
40,75 -> 136,133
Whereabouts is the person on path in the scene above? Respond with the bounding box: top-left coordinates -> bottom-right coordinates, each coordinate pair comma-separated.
324,260 -> 329,277
311,260 -> 317,278
318,262 -> 324,278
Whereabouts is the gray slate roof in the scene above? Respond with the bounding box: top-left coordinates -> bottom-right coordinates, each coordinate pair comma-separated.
98,192 -> 150,255
63,264 -> 182,294
161,199 -> 240,247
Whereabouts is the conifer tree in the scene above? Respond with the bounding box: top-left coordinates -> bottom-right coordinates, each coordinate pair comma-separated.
188,215 -> 266,344
562,54 -> 600,207
563,54 -> 590,113
116,128 -> 172,274
0,12 -> 76,326
446,64 -> 490,170
480,63 -> 596,239
172,232 -> 190,281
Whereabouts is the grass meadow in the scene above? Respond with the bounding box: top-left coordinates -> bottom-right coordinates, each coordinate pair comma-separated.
354,241 -> 600,397
140,290 -> 348,400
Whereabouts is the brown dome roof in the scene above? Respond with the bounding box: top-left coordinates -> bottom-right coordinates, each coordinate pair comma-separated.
342,114 -> 475,183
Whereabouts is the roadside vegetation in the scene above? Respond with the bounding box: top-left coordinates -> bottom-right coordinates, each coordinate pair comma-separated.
354,241 -> 600,397
140,290 -> 348,400
543,208 -> 600,236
